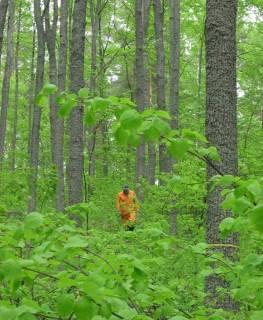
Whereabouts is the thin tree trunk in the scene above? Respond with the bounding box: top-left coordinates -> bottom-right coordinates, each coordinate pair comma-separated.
205,0 -> 238,310
27,29 -> 36,156
45,0 -> 65,212
90,0 -> 98,96
169,0 -> 180,234
28,0 -> 46,212
68,0 -> 87,206
0,0 -> 15,166
135,0 -> 151,182
0,0 -> 8,68
57,0 -> 68,210
169,0 -> 180,131
10,0 -> 22,171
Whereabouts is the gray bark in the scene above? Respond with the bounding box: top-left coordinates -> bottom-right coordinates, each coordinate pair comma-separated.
68,0 -> 87,205
169,0 -> 180,234
169,0 -> 180,131
90,0 -> 98,96
205,0 -> 238,310
27,29 -> 36,156
28,0 -> 46,212
10,0 -> 22,171
135,0 -> 151,182
153,0 -> 170,175
0,0 -> 8,68
56,0 -> 68,210
45,0 -> 65,212
0,0 -> 15,166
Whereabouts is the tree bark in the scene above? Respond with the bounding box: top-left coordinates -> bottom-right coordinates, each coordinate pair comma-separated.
28,0 -> 46,212
68,0 -> 87,206
135,0 -> 151,182
0,0 -> 8,68
205,0 -> 238,310
169,0 -> 180,234
169,0 -> 180,132
27,28 -> 36,156
153,0 -> 169,175
0,0 -> 15,166
90,0 -> 98,96
56,0 -> 68,210
45,0 -> 65,212
10,0 -> 22,171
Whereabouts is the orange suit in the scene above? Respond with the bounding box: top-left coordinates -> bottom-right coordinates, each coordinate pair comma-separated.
116,190 -> 139,224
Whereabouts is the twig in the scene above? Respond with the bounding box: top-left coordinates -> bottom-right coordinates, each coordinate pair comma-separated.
23,267 -> 58,280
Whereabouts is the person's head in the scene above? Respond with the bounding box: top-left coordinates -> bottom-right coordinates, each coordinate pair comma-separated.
123,185 -> 129,195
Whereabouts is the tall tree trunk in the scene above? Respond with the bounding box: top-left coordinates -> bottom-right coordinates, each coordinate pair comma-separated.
45,0 -> 65,212
205,0 -> 238,310
153,0 -> 168,175
27,29 -> 36,156
10,0 -> 22,171
28,0 -> 46,212
0,0 -> 15,166
169,0 -> 180,234
90,0 -> 98,96
68,0 -> 87,206
57,0 -> 68,210
169,0 -> 180,132
0,0 -> 8,68
135,0 -> 151,182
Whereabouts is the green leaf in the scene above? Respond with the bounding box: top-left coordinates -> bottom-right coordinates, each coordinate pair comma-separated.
152,117 -> 171,135
250,311 -> 263,320
42,83 -> 57,95
120,109 -> 142,130
74,297 -> 98,320
84,110 -> 96,126
115,127 -> 129,145
24,212 -> 43,229
58,93 -> 78,117
35,93 -> 48,108
57,294 -> 75,317
249,205 -> 263,232
191,242 -> 208,254
127,132 -> 141,147
0,307 -> 17,320
18,313 -> 37,320
167,139 -> 191,160
182,129 -> 207,142
155,110 -> 171,120
65,235 -> 89,248
219,217 -> 235,235
0,260 -> 22,281
91,97 -> 111,111
141,122 -> 160,141
207,146 -> 220,161
78,88 -> 89,99
168,316 -> 188,320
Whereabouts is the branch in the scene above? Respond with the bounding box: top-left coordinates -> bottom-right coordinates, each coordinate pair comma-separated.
23,267 -> 58,280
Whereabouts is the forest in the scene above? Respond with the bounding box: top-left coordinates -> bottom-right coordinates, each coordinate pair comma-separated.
0,0 -> 262,319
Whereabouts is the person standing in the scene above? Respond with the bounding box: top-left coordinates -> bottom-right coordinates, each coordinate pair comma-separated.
116,185 -> 140,230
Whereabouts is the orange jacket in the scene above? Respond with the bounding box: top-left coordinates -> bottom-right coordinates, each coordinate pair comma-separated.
116,190 -> 139,222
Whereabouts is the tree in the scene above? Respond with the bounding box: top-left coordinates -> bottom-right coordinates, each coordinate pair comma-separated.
205,0 -> 238,310
153,0 -> 168,175
0,0 -> 8,68
10,0 -> 22,171
68,0 -> 87,206
0,0 -> 15,166
56,0 -> 68,211
169,0 -> 180,234
45,0 -> 65,212
135,0 -> 151,182
28,0 -> 46,212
